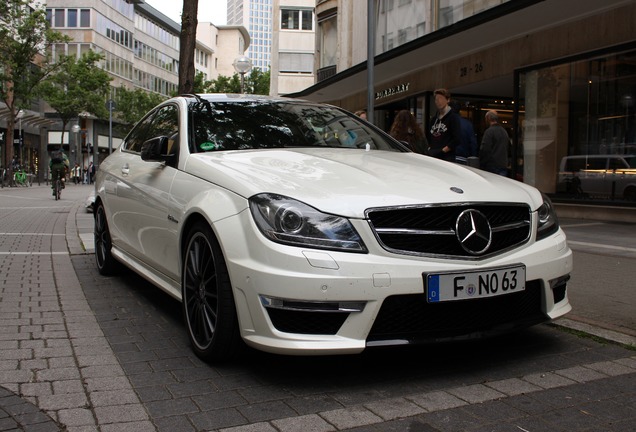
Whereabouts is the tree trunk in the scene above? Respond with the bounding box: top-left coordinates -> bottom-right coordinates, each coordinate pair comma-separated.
178,0 -> 199,95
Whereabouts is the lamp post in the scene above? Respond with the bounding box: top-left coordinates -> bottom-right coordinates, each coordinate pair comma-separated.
71,124 -> 81,167
233,56 -> 253,94
16,109 -> 25,165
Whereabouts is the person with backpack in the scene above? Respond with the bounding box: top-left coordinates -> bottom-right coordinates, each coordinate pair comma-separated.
49,147 -> 69,195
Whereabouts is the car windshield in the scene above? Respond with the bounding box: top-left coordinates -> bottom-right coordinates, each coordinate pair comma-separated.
188,100 -> 404,153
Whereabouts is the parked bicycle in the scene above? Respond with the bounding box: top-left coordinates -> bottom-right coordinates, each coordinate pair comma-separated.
13,168 -> 32,187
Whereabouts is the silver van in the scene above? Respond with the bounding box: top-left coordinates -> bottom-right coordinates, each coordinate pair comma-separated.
557,154 -> 636,200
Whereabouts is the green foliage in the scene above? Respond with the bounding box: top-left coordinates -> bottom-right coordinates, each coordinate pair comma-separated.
0,0 -> 70,169
40,51 -> 112,143
203,68 -> 271,95
113,86 -> 166,133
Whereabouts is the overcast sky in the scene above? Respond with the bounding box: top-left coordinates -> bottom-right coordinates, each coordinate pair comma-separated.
144,0 -> 227,25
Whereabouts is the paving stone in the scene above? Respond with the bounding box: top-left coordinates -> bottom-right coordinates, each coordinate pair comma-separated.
237,400 -> 297,423
37,393 -> 88,411
220,422 -> 279,432
364,397 -> 425,421
52,380 -> 85,395
446,384 -> 506,404
523,372 -> 578,389
319,406 -> 383,430
100,420 -> 157,432
89,389 -> 141,407
271,413 -> 337,432
57,408 -> 97,427
94,405 -> 149,424
189,408 -> 247,430
407,390 -> 467,412
555,366 -> 608,383
585,360 -> 635,376
485,378 -> 543,396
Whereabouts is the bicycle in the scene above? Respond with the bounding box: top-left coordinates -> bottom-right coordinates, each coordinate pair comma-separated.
53,176 -> 62,200
13,168 -> 31,187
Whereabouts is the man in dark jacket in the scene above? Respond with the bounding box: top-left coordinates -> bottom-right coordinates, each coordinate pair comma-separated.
428,88 -> 461,162
480,110 -> 510,176
449,101 -> 478,158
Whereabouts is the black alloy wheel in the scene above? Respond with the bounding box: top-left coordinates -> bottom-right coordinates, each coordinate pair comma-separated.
182,222 -> 240,361
94,203 -> 118,275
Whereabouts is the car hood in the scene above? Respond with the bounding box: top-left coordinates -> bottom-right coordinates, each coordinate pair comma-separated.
185,149 -> 543,218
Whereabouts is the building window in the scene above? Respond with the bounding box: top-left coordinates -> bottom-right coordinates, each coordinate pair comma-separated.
54,9 -> 64,27
281,8 -> 313,31
279,52 -> 313,73
80,9 -> 90,27
68,9 -> 77,27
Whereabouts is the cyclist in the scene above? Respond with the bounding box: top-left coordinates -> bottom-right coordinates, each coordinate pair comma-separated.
49,147 -> 69,196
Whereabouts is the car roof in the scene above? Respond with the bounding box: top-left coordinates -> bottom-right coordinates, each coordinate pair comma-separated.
178,93 -> 316,105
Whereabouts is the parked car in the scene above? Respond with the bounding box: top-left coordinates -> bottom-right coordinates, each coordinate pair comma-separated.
94,94 -> 572,361
557,154 -> 636,200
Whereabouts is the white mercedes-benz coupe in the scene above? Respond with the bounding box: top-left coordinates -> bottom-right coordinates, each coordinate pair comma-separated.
94,94 -> 572,361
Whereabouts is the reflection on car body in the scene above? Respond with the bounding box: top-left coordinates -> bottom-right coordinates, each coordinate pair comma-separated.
94,94 -> 572,361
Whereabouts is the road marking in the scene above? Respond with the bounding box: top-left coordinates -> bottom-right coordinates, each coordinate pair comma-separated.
568,240 -> 636,253
0,233 -> 65,236
0,252 -> 69,255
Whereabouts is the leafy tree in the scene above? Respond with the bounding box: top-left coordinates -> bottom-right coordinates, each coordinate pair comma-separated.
245,68 -> 271,95
204,69 -> 271,95
40,51 -> 112,145
114,86 -> 166,134
0,0 -> 69,175
178,0 -> 198,94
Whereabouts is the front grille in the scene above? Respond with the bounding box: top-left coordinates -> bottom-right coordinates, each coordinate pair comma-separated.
266,309 -> 349,335
367,280 -> 546,344
367,203 -> 531,259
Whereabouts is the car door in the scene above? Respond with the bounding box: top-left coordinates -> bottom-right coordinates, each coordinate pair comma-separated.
115,104 -> 181,280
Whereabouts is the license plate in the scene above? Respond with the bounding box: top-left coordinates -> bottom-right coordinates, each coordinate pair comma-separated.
426,265 -> 526,303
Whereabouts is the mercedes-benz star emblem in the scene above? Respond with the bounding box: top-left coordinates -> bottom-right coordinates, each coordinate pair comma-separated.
455,209 -> 492,255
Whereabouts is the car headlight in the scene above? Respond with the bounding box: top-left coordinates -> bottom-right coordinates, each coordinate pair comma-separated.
536,193 -> 559,241
249,193 -> 367,253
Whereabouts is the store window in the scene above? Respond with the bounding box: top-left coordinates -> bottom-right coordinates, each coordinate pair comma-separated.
518,48 -> 636,204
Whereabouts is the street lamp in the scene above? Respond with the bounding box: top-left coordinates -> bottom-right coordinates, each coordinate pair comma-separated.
71,124 -> 81,167
233,56 -> 253,94
16,109 -> 25,164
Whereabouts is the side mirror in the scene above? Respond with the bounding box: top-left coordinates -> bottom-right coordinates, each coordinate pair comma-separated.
141,136 -> 174,162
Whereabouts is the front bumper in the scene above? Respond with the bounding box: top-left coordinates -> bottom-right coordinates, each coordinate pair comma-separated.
215,211 -> 573,355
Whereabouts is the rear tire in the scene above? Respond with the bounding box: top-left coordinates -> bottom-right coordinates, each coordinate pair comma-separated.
94,202 -> 118,275
182,222 -> 241,362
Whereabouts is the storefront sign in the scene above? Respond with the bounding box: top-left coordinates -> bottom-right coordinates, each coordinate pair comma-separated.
375,83 -> 410,100
459,62 -> 484,77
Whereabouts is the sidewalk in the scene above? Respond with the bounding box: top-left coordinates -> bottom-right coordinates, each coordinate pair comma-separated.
0,184 -> 634,431
0,185 -> 154,431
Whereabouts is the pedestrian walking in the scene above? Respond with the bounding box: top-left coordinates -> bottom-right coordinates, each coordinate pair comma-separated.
449,101 -> 478,159
389,109 -> 428,155
479,109 -> 510,176
428,88 -> 461,162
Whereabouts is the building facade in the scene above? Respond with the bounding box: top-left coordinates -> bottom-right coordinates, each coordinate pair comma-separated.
270,0 -> 316,95
3,0 -> 249,179
294,0 -> 636,212
227,0 -> 273,71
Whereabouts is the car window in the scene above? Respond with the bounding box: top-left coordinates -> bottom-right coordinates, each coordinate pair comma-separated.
123,111 -> 156,153
585,158 -> 607,170
188,101 -> 403,153
608,157 -> 628,170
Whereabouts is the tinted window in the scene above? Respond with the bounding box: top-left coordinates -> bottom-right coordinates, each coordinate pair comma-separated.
188,101 -> 401,153
123,111 -> 156,153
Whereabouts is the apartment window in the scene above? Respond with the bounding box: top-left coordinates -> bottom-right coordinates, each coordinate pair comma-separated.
281,8 -> 313,31
279,52 -> 313,73
54,9 -> 64,27
68,9 -> 77,27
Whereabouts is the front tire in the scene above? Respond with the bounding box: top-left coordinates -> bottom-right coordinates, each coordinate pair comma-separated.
182,222 -> 240,362
94,202 -> 118,275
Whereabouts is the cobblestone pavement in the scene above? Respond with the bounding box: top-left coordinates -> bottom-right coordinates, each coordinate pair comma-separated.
0,185 -> 634,431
